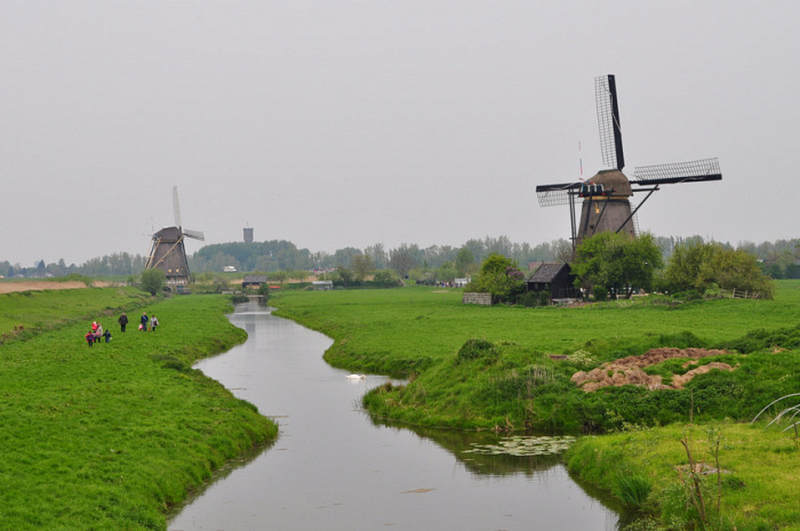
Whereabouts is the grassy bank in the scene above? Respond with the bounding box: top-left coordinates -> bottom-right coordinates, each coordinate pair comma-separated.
271,282 -> 800,432
566,422 -> 800,529
0,286 -> 151,342
0,293 -> 276,529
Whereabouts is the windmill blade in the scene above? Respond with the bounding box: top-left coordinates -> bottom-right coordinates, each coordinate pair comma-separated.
183,228 -> 205,241
536,181 -> 582,207
633,158 -> 722,185
172,186 -> 182,228
595,74 -> 625,171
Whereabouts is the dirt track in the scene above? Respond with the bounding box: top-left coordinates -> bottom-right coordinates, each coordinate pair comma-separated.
0,280 -> 111,294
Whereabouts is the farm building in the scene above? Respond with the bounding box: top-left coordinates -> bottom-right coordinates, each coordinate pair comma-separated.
242,275 -> 268,288
312,280 -> 333,290
526,263 -> 578,300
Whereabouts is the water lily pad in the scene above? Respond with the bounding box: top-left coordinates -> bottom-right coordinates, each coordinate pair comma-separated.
463,435 -> 577,457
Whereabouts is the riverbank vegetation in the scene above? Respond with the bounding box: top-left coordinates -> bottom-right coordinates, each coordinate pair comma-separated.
566,422 -> 800,529
271,282 -> 800,432
0,292 -> 276,529
271,283 -> 800,528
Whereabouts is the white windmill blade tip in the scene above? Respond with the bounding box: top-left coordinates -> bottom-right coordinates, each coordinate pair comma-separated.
172,186 -> 182,227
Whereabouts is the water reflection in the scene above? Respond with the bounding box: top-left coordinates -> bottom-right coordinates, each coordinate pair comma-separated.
169,303 -> 619,530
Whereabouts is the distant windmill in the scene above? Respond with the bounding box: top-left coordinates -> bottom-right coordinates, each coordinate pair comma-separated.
144,186 -> 205,287
536,75 -> 722,251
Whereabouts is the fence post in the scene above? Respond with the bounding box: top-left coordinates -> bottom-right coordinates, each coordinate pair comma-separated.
731,288 -> 736,299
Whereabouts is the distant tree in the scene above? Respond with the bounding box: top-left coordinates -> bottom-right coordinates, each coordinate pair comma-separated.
140,269 -> 166,295
35,260 -> 46,277
372,270 -> 402,287
336,267 -> 354,286
572,233 -> 663,300
436,262 -> 458,283
389,244 -> 419,277
455,247 -> 475,276
290,269 -> 309,281
364,243 -> 387,269
553,240 -> 574,263
267,271 -> 289,283
351,254 -> 374,281
332,247 -> 362,268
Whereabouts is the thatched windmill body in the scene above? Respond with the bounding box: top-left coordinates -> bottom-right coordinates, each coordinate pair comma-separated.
145,187 -> 204,287
536,75 -> 722,250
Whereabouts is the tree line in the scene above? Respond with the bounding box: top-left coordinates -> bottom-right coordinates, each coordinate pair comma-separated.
1,235 -> 797,280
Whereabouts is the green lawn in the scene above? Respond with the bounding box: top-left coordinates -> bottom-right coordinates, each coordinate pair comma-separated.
272,282 -> 800,432
0,293 -> 275,529
0,286 -> 150,342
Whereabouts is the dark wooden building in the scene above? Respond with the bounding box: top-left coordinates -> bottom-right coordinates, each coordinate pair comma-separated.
526,263 -> 578,300
242,275 -> 268,289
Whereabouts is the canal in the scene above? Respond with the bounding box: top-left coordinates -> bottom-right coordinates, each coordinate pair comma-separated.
170,303 -> 619,530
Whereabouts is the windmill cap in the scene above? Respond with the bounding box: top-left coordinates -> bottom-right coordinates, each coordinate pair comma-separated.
589,169 -> 632,197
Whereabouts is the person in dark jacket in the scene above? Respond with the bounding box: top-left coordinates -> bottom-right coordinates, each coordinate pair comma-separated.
140,312 -> 149,332
103,328 -> 112,343
118,313 -> 128,332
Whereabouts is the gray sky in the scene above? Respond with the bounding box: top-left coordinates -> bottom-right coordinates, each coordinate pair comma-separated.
2,1 -> 798,265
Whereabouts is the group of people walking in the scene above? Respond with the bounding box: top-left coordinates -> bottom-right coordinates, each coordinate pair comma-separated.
84,321 -> 111,347
84,311 -> 160,347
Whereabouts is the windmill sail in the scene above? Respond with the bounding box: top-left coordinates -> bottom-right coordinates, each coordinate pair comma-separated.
595,75 -> 625,171
173,185 -> 182,228
633,158 -> 721,185
535,181 -> 582,207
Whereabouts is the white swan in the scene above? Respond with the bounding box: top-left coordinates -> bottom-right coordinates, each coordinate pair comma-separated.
346,374 -> 366,380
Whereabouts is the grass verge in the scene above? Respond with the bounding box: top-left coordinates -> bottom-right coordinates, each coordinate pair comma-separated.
0,286 -> 151,343
0,293 -> 276,529
566,422 -> 800,529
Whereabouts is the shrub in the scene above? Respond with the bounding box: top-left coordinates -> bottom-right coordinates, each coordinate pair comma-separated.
464,254 -> 526,304
664,241 -> 774,298
517,290 -> 550,307
456,339 -> 497,364
140,269 -> 166,295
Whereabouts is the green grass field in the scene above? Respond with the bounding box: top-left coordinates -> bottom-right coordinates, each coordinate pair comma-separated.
0,292 -> 275,529
272,281 -> 800,375
272,283 -> 800,528
272,282 -> 800,429
567,422 -> 800,530
0,286 -> 151,342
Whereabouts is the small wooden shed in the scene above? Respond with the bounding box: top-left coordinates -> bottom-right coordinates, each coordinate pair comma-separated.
526,263 -> 577,300
242,275 -> 268,289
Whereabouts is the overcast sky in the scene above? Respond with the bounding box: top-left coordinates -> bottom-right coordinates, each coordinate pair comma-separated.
2,1 -> 798,265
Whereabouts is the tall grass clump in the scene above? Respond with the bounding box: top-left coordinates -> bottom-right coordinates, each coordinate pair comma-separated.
613,474 -> 653,511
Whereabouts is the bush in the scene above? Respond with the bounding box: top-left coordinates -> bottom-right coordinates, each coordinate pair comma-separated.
517,290 -> 551,307
456,339 -> 497,364
465,254 -> 526,304
140,269 -> 165,295
664,241 -> 774,298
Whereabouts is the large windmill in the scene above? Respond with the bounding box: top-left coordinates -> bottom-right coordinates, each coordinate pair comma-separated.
144,186 -> 205,288
536,75 -> 722,251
